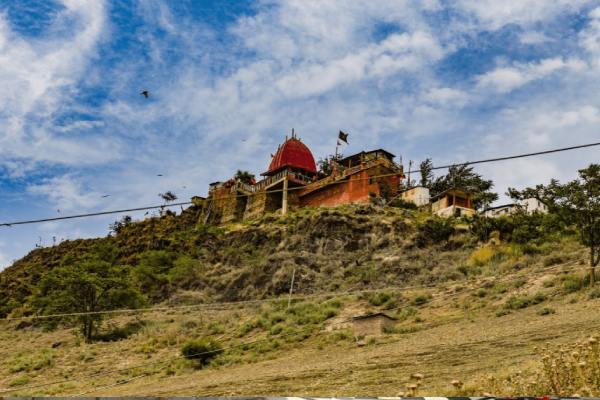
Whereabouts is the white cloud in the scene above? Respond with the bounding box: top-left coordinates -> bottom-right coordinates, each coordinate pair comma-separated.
0,0 -> 111,169
27,175 -> 103,212
477,57 -> 586,93
424,87 -> 470,107
580,7 -> 600,66
4,0 -> 600,268
519,31 -> 552,45
453,0 -> 592,30
275,31 -> 443,98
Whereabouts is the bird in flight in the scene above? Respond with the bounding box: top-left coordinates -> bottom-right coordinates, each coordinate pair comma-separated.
101,194 -> 110,198
140,90 -> 150,98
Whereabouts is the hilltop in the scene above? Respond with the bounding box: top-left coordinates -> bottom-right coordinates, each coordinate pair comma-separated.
1,203 -> 600,396
1,203 -> 462,317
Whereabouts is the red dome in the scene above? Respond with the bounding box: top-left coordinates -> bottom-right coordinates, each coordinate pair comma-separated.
264,137 -> 317,176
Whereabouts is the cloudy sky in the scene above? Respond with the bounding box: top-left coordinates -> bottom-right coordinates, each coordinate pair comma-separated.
1,0 -> 600,268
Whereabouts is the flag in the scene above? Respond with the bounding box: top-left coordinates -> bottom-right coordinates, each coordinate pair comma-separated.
338,130 -> 349,144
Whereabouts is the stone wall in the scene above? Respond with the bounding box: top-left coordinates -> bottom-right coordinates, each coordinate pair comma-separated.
352,315 -> 395,337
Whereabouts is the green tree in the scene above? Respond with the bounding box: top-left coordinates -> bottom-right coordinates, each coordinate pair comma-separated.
419,158 -> 434,187
109,215 -> 133,235
317,153 -> 343,176
234,170 -> 256,184
31,255 -> 144,342
168,255 -> 202,289
509,164 -> 600,285
430,164 -> 498,210
131,250 -> 176,301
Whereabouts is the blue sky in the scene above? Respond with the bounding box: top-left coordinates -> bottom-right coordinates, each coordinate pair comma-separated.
1,0 -> 600,268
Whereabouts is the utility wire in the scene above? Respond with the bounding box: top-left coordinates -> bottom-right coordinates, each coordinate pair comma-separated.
0,289 -> 457,395
1,283 -> 431,322
80,260 -> 586,397
428,141 -> 600,171
73,373 -> 149,397
0,262 -> 586,395
0,262 -> 580,323
0,202 -> 192,227
1,141 -> 599,228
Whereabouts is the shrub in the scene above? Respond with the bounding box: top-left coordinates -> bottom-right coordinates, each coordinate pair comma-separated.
412,295 -> 430,306
537,307 -> 556,316
477,335 -> 600,396
93,321 -> 145,342
181,339 -> 223,367
168,256 -> 201,288
467,246 -> 496,267
394,306 -> 418,322
469,215 -> 514,242
8,374 -> 31,387
368,291 -> 399,309
562,274 -> 588,294
495,309 -> 511,317
329,330 -> 353,342
589,288 -> 600,299
388,198 -> 418,209
543,254 -> 566,267
207,321 -> 225,335
503,292 -> 546,310
8,350 -> 54,373
369,292 -> 392,306
414,217 -> 455,247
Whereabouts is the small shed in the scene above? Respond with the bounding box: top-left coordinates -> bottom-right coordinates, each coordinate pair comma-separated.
352,312 -> 397,337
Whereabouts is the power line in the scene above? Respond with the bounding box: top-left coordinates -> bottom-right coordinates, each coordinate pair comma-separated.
0,288 -> 454,395
1,141 -> 599,228
81,261 -> 586,396
0,262 -> 585,395
73,373 -> 149,397
1,282 -> 438,322
0,201 -> 192,227
428,140 -> 600,171
1,261 -> 581,323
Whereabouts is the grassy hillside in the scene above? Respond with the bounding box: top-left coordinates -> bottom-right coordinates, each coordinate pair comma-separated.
1,204 -> 466,317
1,203 -> 599,396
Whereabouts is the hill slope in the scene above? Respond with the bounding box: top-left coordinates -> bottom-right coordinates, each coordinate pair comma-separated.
1,204 -> 465,317
1,203 -> 599,396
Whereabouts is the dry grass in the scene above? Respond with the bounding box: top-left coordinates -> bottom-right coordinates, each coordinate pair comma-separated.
1,261 -> 600,397
475,336 -> 600,396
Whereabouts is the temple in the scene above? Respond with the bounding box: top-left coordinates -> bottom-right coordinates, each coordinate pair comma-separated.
199,132 -> 405,224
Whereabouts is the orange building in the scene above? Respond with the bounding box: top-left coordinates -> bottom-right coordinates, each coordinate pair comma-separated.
299,149 -> 403,207
201,134 -> 404,223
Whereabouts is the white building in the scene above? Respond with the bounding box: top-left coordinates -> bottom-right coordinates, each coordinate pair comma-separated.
483,203 -> 519,218
519,198 -> 548,214
400,186 -> 430,207
482,198 -> 548,218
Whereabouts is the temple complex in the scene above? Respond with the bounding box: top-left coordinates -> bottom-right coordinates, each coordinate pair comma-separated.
200,132 -> 405,223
